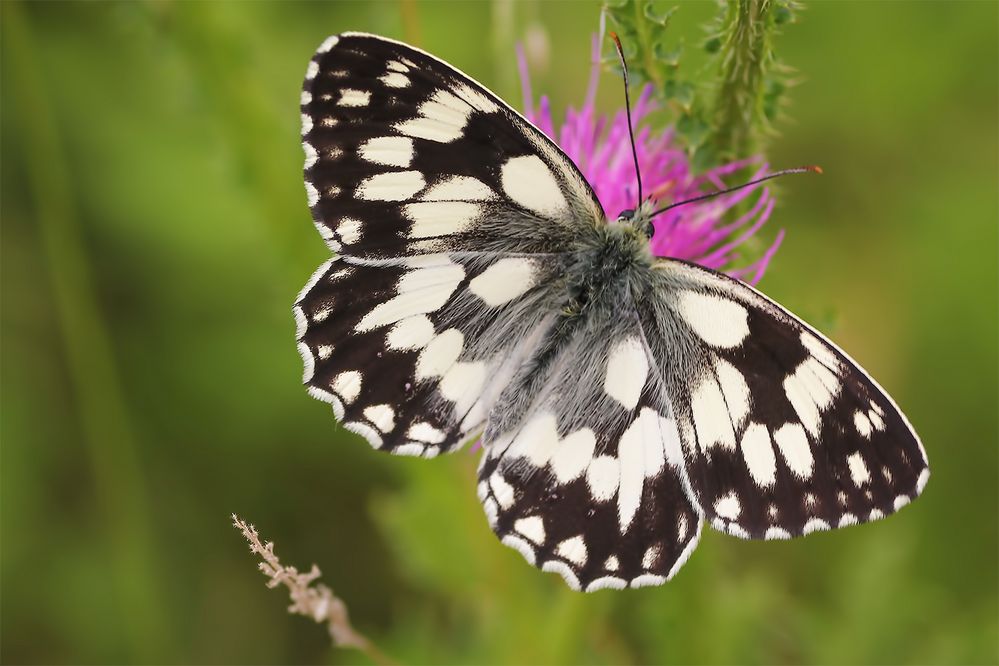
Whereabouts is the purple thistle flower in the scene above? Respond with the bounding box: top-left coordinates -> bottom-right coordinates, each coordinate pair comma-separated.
517,37 -> 783,285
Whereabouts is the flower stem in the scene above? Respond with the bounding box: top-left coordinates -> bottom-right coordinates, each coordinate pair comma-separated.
708,0 -> 779,163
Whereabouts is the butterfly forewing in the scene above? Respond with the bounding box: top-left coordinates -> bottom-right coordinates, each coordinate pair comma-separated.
300,33 -> 603,261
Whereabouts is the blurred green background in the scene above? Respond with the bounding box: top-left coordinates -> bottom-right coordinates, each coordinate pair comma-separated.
2,1 -> 997,664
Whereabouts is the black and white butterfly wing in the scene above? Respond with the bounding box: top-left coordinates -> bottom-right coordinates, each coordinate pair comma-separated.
299,32 -> 602,261
639,260 -> 929,539
477,286 -> 703,591
296,33 -> 603,455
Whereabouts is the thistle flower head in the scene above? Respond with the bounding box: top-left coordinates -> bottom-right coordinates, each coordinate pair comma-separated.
517,36 -> 783,284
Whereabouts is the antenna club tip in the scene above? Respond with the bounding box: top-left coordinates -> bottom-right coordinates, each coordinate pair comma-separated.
805,165 -> 823,174
610,31 -> 622,47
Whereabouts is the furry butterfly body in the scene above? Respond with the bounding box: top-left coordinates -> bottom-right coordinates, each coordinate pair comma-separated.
295,33 -> 928,591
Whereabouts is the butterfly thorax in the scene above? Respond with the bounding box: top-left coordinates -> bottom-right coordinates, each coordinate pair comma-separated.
563,219 -> 654,317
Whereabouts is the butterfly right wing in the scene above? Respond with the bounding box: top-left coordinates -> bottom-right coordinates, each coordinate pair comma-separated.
637,260 -> 928,539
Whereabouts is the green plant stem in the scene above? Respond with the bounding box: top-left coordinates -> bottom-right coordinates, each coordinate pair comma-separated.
632,0 -> 666,90
710,0 -> 774,162
3,3 -> 170,659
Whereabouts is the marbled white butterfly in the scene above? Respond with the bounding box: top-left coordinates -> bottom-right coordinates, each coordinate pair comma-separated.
295,32 -> 929,592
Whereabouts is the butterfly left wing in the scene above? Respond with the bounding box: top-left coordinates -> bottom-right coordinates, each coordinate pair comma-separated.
638,260 -> 929,539
301,32 -> 604,262
297,33 -> 614,453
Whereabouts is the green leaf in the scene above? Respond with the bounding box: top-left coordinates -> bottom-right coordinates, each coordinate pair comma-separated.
642,2 -> 677,27
663,79 -> 694,108
654,40 -> 683,67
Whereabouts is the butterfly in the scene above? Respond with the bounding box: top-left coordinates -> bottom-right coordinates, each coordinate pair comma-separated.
294,32 -> 929,591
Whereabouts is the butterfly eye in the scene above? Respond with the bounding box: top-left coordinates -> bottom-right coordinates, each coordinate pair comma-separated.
616,209 -> 635,222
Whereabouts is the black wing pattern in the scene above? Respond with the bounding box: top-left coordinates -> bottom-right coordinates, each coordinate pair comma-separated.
638,260 -> 929,539
296,32 -> 602,455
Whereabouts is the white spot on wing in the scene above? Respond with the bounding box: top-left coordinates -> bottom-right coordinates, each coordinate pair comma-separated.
469,258 -> 537,307
510,413 -> 560,468
363,404 -> 396,433
677,291 -> 750,349
344,421 -> 383,448
555,535 -> 588,566
691,376 -> 737,451
501,534 -> 535,565
541,560 -> 580,591
847,452 -> 870,486
489,472 -> 514,509
803,518 -> 830,534
713,491 -> 742,520
356,263 -> 464,332
316,35 -> 339,53
550,428 -> 596,483
854,410 -> 873,438
500,155 -> 568,217
421,176 -> 496,201
408,422 -> 445,444
714,358 -> 751,428
514,516 -> 546,544
773,422 -> 814,479
603,337 -> 648,410
338,89 -> 370,107
332,371 -> 362,403
416,328 -> 464,379
617,408 -> 663,531
357,170 -> 426,201
741,422 -> 777,487
335,218 -> 361,244
305,182 -> 319,206
305,60 -> 319,80
440,361 -> 487,414
303,142 -> 318,169
394,89 -> 471,142
630,574 -> 666,589
386,314 -> 435,351
800,330 -> 841,370
586,455 -> 619,501
298,343 -> 314,382
454,82 -> 500,113
404,201 -> 480,238
586,576 -> 627,591
379,71 -> 409,88
358,136 -> 414,168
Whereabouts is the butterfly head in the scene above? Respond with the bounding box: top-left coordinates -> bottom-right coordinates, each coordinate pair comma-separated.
615,199 -> 657,239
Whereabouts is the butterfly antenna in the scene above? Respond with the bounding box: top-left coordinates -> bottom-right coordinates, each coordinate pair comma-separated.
650,166 -> 823,217
610,32 -> 643,209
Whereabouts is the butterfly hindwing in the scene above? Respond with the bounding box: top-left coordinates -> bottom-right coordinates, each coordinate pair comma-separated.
296,251 -> 570,455
477,285 -> 703,591
301,32 -> 603,261
639,260 -> 929,539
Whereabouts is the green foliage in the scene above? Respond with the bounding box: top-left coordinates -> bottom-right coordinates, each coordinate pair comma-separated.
604,0 -> 800,169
